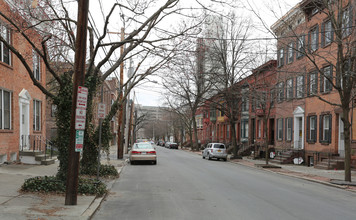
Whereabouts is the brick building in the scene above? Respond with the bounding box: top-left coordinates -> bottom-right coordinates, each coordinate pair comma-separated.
0,0 -> 46,164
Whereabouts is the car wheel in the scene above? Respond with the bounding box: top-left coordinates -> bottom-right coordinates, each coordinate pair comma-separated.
223,158 -> 227,161
131,160 -> 135,165
208,154 -> 212,160
202,154 -> 205,159
153,160 -> 157,165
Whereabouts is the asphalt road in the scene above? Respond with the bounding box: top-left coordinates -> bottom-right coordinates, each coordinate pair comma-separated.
92,146 -> 356,220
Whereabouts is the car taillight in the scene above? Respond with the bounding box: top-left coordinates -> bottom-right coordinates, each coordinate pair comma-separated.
131,151 -> 141,154
210,149 -> 213,153
147,151 -> 156,154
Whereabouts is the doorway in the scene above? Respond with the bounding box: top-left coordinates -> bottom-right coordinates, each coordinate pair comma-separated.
19,89 -> 31,151
338,115 -> 345,157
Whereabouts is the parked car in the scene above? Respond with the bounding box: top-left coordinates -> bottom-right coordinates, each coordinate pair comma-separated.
165,142 -> 171,148
129,142 -> 157,165
202,143 -> 227,161
167,142 -> 178,149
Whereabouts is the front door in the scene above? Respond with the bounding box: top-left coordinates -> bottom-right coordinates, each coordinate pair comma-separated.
293,106 -> 305,149
339,116 -> 345,157
19,90 -> 31,150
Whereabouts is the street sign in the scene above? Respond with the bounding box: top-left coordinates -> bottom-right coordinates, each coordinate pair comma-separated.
75,108 -> 86,130
75,130 -> 84,152
76,86 -> 88,109
98,103 -> 106,119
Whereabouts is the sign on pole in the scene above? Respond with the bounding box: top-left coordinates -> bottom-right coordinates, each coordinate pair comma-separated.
98,103 -> 106,119
75,108 -> 86,130
76,86 -> 88,109
75,130 -> 84,152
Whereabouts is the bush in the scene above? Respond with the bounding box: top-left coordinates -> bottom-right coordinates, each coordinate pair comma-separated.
21,176 -> 107,196
80,164 -> 119,177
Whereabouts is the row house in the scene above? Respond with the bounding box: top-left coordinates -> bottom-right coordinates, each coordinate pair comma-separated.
196,60 -> 277,156
0,0 -> 46,164
271,0 -> 356,167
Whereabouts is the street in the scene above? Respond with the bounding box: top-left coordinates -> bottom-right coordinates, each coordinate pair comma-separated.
93,146 -> 356,220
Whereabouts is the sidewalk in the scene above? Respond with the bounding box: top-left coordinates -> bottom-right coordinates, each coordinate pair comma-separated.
0,146 -> 126,220
185,148 -> 356,192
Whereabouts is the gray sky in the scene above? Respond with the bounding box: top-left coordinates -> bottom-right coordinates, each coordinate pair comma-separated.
88,0 -> 301,107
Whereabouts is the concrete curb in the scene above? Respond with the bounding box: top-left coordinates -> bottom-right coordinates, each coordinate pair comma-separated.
83,162 -> 126,219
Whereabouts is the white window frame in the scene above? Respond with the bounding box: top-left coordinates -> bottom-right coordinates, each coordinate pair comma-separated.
0,89 -> 11,130
288,42 -> 293,63
323,66 -> 332,92
286,118 -> 292,141
297,35 -> 305,58
296,76 -> 304,98
342,6 -> 351,37
33,100 -> 41,131
241,120 -> 249,139
310,27 -> 318,52
258,120 -> 261,138
309,72 -> 317,95
310,116 -> 316,141
324,20 -> 332,46
286,79 -> 293,99
278,48 -> 284,67
323,115 -> 330,141
0,24 -> 11,65
33,50 -> 41,81
277,118 -> 283,141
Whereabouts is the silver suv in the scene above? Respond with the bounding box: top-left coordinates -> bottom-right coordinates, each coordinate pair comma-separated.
202,143 -> 227,161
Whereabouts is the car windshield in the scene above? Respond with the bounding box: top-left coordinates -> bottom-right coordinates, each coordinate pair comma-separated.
213,144 -> 225,149
134,144 -> 153,149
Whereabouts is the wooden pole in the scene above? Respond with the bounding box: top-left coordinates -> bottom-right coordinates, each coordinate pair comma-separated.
65,0 -> 90,205
117,27 -> 125,159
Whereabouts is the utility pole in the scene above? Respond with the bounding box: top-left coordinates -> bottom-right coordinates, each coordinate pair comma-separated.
65,0 -> 89,205
117,27 -> 125,159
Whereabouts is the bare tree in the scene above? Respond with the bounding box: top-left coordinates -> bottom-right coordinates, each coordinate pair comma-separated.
203,12 -> 254,158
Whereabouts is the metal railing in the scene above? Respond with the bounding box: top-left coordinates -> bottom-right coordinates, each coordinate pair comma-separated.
20,135 -> 54,159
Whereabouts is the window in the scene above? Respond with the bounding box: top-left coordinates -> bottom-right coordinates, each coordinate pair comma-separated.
277,118 -> 283,141
297,35 -> 305,58
309,25 -> 319,52
33,100 -> 41,131
258,120 -> 261,138
277,82 -> 284,102
322,20 -> 333,47
321,66 -> 332,93
270,90 -> 275,107
342,6 -> 352,37
308,71 -> 318,95
0,24 -> 11,65
307,115 -> 317,143
33,50 -> 41,81
51,104 -> 57,117
319,114 -> 332,143
278,48 -> 284,67
0,89 -> 11,129
287,42 -> 294,63
296,76 -> 305,98
286,117 -> 292,141
241,96 -> 249,112
241,120 -> 249,139
286,79 -> 293,100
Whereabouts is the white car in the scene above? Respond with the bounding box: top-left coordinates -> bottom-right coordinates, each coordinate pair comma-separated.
202,143 -> 227,161
129,142 -> 157,165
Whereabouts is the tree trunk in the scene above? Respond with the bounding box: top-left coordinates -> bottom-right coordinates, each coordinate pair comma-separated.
342,108 -> 352,182
264,118 -> 269,165
230,121 -> 239,159
192,116 -> 199,151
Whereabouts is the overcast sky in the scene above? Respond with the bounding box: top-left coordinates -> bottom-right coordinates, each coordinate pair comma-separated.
89,0 -> 301,107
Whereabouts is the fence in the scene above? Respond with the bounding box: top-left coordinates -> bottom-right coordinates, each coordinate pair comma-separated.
20,135 -> 54,159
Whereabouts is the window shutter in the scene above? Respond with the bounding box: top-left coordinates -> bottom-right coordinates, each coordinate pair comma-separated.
307,74 -> 310,96
321,22 -> 325,47
328,115 -> 332,143
308,32 -> 311,53
307,116 -> 310,141
291,43 -> 294,61
316,25 -> 319,50
313,116 -> 317,142
285,118 -> 287,141
315,72 -> 318,94
331,23 -> 334,42
349,5 -> 353,32
320,70 -> 324,93
328,66 -> 333,92
291,118 -> 293,141
302,76 -> 305,97
319,115 -> 323,142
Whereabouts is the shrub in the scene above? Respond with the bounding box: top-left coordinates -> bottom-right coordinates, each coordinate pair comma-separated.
80,164 -> 119,177
21,176 -> 107,196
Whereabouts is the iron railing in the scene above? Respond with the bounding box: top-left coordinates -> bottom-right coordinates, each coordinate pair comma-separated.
20,135 -> 54,159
